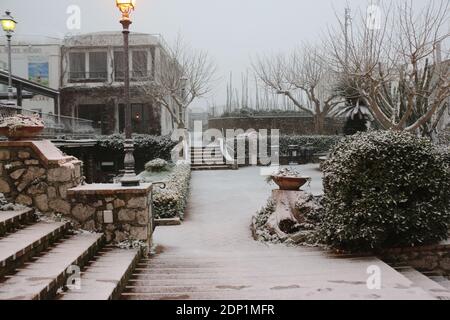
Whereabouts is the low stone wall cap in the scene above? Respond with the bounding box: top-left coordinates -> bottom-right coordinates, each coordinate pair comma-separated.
68,183 -> 152,196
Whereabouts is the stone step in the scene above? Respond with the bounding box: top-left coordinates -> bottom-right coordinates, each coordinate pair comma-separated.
191,158 -> 225,161
191,154 -> 221,157
59,247 -> 141,300
0,232 -> 104,300
0,221 -> 70,278
121,284 -> 433,300
428,276 -> 450,290
191,161 -> 226,166
0,208 -> 36,237
191,166 -> 233,171
396,267 -> 450,300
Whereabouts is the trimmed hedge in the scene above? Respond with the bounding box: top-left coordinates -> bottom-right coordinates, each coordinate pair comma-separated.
96,134 -> 177,161
319,130 -> 450,251
152,164 -> 191,219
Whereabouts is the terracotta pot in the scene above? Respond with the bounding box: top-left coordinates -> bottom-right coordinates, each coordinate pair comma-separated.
0,125 -> 44,140
271,175 -> 311,191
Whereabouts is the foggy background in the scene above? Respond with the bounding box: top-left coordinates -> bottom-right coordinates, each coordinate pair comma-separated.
0,0 -> 443,111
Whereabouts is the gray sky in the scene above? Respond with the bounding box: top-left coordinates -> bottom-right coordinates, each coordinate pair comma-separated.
0,0 -> 433,110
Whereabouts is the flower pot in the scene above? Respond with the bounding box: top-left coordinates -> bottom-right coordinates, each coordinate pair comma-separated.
0,125 -> 44,140
271,176 -> 310,191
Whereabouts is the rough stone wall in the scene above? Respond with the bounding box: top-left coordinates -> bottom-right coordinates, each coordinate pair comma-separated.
67,189 -> 153,245
0,147 -> 82,214
381,242 -> 450,276
208,117 -> 345,135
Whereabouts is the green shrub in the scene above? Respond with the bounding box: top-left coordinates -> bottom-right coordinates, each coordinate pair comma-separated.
145,158 -> 169,172
96,134 -> 177,161
319,130 -> 450,251
152,164 -> 191,219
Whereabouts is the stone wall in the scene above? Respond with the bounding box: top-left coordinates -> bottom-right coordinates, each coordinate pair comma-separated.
208,116 -> 345,135
381,240 -> 450,276
67,184 -> 153,246
0,140 -> 154,247
0,140 -> 82,213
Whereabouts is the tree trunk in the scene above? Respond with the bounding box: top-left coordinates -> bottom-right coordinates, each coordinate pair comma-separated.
265,190 -> 306,239
313,113 -> 325,134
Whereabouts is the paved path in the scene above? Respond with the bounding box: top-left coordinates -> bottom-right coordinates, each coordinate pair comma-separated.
125,166 -> 434,300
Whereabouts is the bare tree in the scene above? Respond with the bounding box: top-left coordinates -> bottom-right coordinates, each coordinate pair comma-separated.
326,0 -> 450,135
141,36 -> 217,128
252,44 -> 345,134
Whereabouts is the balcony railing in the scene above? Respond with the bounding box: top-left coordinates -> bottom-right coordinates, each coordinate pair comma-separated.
0,104 -> 100,138
114,70 -> 152,82
68,71 -> 108,83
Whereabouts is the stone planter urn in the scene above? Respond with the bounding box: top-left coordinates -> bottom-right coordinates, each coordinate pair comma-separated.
271,175 -> 311,191
0,115 -> 44,140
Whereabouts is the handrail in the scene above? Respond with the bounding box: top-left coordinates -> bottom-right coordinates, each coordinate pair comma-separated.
218,137 -> 237,169
170,129 -> 191,165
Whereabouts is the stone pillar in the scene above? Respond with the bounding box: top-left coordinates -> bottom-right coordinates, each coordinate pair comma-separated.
0,140 -> 83,214
67,183 -> 153,249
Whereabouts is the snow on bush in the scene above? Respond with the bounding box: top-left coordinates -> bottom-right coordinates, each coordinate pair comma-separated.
97,134 -> 177,161
145,158 -> 169,172
153,164 -> 191,219
319,130 -> 450,251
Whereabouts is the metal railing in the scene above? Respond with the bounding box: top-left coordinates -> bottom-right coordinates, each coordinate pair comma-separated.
69,71 -> 108,83
114,70 -> 152,82
0,104 -> 100,138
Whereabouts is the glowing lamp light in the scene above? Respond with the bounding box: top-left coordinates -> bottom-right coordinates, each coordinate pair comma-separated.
0,11 -> 17,33
116,0 -> 136,18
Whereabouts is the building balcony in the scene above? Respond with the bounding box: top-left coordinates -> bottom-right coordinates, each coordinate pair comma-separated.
68,72 -> 108,83
114,70 -> 152,82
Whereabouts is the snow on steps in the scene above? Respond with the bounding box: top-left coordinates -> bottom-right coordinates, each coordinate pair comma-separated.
0,220 -> 70,278
0,208 -> 36,237
58,246 -> 141,300
0,232 -> 104,300
190,146 -> 234,171
395,266 -> 450,300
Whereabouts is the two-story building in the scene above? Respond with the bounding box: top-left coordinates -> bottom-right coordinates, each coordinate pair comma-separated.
59,32 -> 174,135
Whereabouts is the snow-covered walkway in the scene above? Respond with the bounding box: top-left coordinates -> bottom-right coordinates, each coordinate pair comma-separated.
123,166 -> 434,300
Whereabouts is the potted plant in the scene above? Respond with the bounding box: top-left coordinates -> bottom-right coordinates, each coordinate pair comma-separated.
0,114 -> 44,140
266,167 -> 311,191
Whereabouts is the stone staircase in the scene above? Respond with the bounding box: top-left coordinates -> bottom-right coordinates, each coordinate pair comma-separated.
190,145 -> 234,171
0,208 -> 141,300
393,265 -> 450,300
121,250 -> 446,300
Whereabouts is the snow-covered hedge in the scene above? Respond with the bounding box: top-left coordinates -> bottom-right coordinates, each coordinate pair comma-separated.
145,158 -> 169,172
97,134 -> 177,161
153,164 -> 191,219
319,130 -> 450,251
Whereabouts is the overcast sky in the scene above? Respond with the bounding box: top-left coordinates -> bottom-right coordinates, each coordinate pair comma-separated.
0,0 -> 439,110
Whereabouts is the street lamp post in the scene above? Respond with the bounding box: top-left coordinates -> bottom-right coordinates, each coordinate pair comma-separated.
116,0 -> 140,187
0,11 -> 17,104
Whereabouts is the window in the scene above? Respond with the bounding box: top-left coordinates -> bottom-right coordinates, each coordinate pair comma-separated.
114,51 -> 125,80
132,51 -> 148,78
69,52 -> 85,80
88,52 -> 107,81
